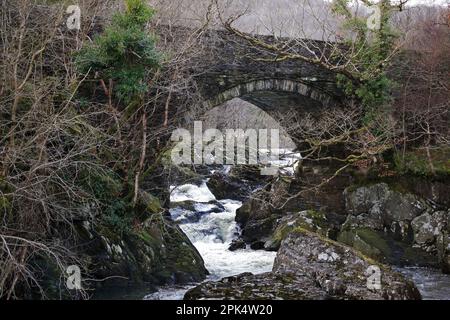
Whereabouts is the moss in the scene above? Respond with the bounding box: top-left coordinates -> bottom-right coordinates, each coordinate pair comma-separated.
146,194 -> 162,214
305,210 -> 328,229
136,230 -> 160,248
293,227 -> 383,268
394,148 -> 450,178
355,228 -> 391,257
338,228 -> 391,262
0,196 -> 11,211
271,210 -> 330,249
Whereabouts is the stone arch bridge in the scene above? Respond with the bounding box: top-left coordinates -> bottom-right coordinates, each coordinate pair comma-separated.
188,29 -> 344,115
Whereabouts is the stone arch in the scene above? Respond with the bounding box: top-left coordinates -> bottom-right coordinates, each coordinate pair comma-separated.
202,79 -> 334,110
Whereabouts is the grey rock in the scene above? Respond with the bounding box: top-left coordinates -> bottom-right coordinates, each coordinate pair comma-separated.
412,211 -> 448,248
344,183 -> 426,224
184,272 -> 329,300
228,239 -> 246,251
273,229 -> 421,300
185,229 -> 421,300
437,231 -> 450,274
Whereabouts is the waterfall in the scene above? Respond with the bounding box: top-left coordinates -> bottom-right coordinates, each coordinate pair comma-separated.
145,177 -> 276,300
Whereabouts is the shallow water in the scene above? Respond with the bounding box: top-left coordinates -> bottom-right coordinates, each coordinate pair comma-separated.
398,267 -> 450,300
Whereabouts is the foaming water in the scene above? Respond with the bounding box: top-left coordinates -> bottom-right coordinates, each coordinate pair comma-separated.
145,180 -> 276,300
185,198 -> 276,279
169,182 -> 216,203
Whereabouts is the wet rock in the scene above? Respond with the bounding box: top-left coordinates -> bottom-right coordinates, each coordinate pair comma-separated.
228,239 -> 246,251
412,211 -> 448,251
206,165 -> 268,201
337,227 -> 437,267
437,232 -> 450,274
170,200 -> 225,213
184,272 -> 329,300
75,193 -> 208,293
250,241 -> 265,250
206,172 -> 251,201
234,177 -> 291,246
273,229 -> 421,300
344,183 -> 427,226
241,217 -> 278,247
185,229 -> 421,300
265,210 -> 344,251
230,165 -> 269,183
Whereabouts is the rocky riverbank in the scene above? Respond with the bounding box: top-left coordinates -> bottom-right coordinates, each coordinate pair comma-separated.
35,189 -> 208,299
180,162 -> 450,300
185,228 -> 421,300
229,167 -> 450,274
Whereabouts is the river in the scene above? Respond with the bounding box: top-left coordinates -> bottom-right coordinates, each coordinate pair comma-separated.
145,164 -> 450,300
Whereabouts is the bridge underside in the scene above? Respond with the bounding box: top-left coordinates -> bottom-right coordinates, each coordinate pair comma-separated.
240,90 -> 324,114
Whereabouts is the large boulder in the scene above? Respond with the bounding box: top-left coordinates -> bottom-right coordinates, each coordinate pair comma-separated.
185,229 -> 421,300
206,165 -> 270,201
339,183 -> 442,267
234,177 -> 292,248
437,231 -> 450,274
411,211 -> 448,252
206,172 -> 252,201
344,183 -> 427,229
264,210 -> 344,251
75,191 -> 208,295
273,229 -> 421,300
433,211 -> 450,274
184,272 -> 329,300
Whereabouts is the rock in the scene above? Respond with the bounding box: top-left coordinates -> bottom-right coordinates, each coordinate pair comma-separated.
206,165 -> 269,201
170,200 -> 225,213
337,228 -> 391,262
436,211 -> 450,273
265,210 -> 344,251
83,214 -> 208,290
234,177 -> 291,246
185,229 -> 421,300
338,183 -> 447,267
74,191 -> 209,295
273,229 -> 421,300
230,165 -> 270,183
241,217 -> 278,247
344,183 -> 427,226
228,239 -> 246,251
184,272 -> 329,300
337,227 -> 437,267
206,172 -> 251,201
250,241 -> 265,250
341,211 -> 384,231
412,211 -> 448,251
437,232 -> 450,274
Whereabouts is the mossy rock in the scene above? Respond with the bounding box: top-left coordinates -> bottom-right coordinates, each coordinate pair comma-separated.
394,148 -> 450,178
267,210 -> 336,250
337,227 -> 437,267
338,228 -> 391,262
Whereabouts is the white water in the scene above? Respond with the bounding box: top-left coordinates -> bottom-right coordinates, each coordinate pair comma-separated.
146,179 -> 276,300
169,182 -> 216,203
145,155 -> 450,300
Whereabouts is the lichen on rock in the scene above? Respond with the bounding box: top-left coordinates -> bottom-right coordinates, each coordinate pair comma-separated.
186,228 -> 421,300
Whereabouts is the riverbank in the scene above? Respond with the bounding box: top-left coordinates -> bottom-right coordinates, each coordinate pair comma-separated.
145,164 -> 450,300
